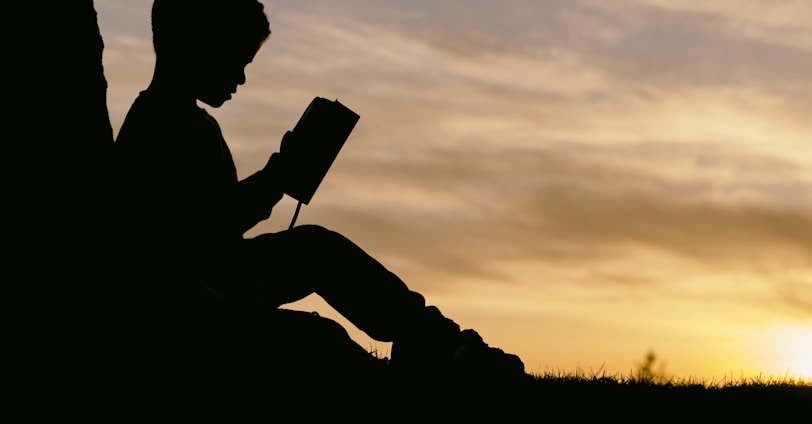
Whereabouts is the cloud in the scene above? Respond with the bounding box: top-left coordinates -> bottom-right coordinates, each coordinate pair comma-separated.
774,278 -> 812,313
99,35 -> 154,132
94,0 -> 152,39
628,0 -> 812,51
257,139 -> 812,312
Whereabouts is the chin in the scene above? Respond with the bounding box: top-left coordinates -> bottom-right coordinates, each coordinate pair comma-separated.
200,98 -> 227,108
199,94 -> 231,108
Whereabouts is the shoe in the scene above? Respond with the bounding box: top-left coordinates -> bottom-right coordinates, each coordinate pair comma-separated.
390,307 -> 529,384
389,306 -> 460,370
450,329 -> 529,383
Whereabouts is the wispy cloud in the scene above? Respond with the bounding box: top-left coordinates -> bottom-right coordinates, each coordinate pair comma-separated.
629,0 -> 812,51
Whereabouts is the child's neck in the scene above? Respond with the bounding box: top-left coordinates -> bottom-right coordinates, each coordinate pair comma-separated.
147,62 -> 198,108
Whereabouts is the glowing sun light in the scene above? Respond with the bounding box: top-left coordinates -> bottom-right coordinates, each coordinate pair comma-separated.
773,325 -> 812,381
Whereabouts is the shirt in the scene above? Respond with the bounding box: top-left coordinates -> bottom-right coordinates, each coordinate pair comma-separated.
114,89 -> 280,295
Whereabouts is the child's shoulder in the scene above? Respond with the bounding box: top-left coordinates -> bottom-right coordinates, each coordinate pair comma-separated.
120,91 -> 213,137
129,90 -> 201,120
116,90 -> 224,161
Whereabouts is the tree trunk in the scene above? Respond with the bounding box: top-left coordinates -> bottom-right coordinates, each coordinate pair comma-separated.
10,0 -> 113,295
8,1 -> 116,384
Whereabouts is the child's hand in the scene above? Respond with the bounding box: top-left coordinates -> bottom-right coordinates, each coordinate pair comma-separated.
263,152 -> 286,183
262,131 -> 297,189
264,131 -> 295,173
260,153 -> 286,207
279,130 -> 297,155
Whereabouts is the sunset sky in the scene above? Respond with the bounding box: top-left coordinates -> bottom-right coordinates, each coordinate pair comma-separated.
94,0 -> 811,381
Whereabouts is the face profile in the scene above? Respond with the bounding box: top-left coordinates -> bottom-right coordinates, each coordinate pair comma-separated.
149,0 -> 271,108
192,42 -> 261,108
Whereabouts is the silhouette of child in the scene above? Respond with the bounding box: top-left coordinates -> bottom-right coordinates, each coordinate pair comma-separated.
114,0 -> 525,379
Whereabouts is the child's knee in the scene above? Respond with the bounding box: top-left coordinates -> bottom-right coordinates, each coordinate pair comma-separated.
291,224 -> 329,239
290,224 -> 348,247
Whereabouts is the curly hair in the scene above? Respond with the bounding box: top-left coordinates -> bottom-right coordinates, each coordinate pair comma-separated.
151,0 -> 271,58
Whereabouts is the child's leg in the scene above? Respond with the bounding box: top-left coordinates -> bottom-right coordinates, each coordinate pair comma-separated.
241,224 -> 432,342
240,225 -> 527,380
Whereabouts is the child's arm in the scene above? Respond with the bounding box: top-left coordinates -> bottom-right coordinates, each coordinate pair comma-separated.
229,131 -> 296,234
232,156 -> 285,234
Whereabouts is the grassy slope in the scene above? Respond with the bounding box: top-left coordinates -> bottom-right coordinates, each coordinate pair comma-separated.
225,366 -> 811,421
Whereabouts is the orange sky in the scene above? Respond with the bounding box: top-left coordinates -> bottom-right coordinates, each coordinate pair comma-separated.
95,0 -> 811,382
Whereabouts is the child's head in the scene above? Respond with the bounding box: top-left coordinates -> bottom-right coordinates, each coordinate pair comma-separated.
151,0 -> 271,107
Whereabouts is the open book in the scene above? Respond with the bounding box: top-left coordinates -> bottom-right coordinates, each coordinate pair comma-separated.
282,97 -> 360,205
